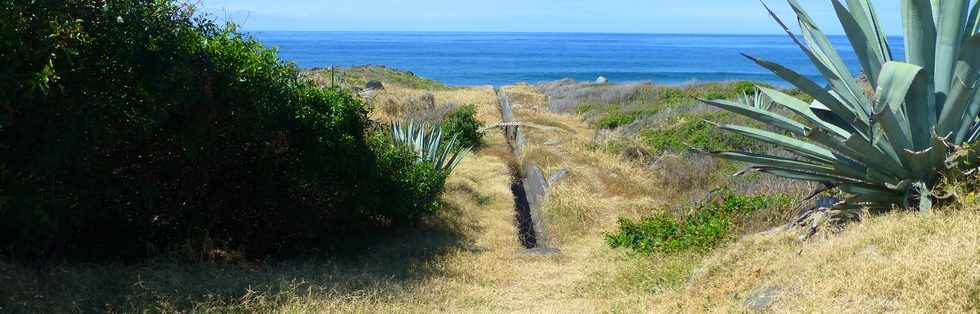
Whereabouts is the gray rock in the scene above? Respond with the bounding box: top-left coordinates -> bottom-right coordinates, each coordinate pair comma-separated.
745,286 -> 782,311
520,247 -> 561,255
365,80 -> 384,90
547,168 -> 570,185
595,76 -> 608,84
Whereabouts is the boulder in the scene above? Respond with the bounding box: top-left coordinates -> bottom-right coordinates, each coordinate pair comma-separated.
595,76 -> 608,84
365,80 -> 384,90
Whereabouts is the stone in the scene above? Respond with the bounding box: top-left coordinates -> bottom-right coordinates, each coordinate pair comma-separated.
547,168 -> 570,185
365,80 -> 384,90
520,247 -> 561,255
745,286 -> 782,311
595,76 -> 608,84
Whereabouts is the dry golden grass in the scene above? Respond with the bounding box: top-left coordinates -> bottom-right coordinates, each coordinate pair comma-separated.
651,209 -> 980,313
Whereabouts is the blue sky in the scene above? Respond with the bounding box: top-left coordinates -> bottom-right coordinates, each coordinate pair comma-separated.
202,0 -> 903,34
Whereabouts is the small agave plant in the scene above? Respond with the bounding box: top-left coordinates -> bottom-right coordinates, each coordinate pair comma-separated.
391,120 -> 470,175
702,0 -> 980,213
737,89 -> 775,111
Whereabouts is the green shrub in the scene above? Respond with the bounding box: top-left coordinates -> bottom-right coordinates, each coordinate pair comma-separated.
441,104 -> 484,149
606,190 -> 791,255
368,131 -> 447,223
0,0 -> 444,260
596,108 -> 637,129
640,112 -> 764,153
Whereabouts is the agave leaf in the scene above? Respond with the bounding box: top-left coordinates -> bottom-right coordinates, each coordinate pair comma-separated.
715,123 -> 837,162
713,151 -> 835,173
699,98 -> 808,136
844,133 -> 909,177
875,62 -> 934,153
766,1 -> 869,116
936,34 -> 980,143
745,54 -> 870,136
810,100 -> 860,135
759,87 -> 852,138
390,119 -> 469,175
934,0 -> 971,100
753,166 -> 858,184
788,0 -> 869,113
882,61 -> 935,150
967,1 -> 980,40
840,184 -> 906,203
836,0 -> 893,85
903,0 -> 938,70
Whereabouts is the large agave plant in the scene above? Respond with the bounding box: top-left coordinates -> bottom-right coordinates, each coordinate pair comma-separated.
391,120 -> 470,175
702,0 -> 980,212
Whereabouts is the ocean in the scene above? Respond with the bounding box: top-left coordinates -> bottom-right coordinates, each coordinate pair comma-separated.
250,32 -> 905,87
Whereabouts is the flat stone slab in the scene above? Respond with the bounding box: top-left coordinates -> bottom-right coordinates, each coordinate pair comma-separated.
520,247 -> 561,255
745,286 -> 782,311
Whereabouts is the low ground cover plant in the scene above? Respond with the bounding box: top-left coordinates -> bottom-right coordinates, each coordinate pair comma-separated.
606,190 -> 793,254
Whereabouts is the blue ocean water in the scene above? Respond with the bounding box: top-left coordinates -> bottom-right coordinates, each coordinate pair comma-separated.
250,32 -> 905,86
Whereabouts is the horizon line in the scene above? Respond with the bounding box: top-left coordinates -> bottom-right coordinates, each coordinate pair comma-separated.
241,30 -> 907,37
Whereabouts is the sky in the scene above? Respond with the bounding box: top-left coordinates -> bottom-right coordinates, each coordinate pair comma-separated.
201,0 -> 903,35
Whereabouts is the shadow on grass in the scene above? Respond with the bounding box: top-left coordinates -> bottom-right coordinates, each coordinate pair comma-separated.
0,203 -> 481,313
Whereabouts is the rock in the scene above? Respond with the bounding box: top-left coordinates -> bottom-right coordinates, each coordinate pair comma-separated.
365,80 -> 384,90
745,286 -> 782,311
687,267 -> 707,283
620,146 -> 650,162
544,139 -> 561,146
595,76 -> 608,84
520,247 -> 561,255
547,168 -> 570,185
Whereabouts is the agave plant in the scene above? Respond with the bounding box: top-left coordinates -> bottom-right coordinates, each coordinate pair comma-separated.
737,89 -> 775,111
391,120 -> 470,175
701,0 -> 980,212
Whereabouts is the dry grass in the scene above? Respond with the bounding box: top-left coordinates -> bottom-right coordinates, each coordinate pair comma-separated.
532,79 -> 651,113
651,209 -> 980,313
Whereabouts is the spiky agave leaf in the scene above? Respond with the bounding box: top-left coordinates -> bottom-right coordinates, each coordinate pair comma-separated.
737,89 -> 775,111
391,119 -> 470,175
703,0 -> 980,212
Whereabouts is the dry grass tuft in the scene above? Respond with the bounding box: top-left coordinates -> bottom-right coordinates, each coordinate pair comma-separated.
652,209 -> 980,313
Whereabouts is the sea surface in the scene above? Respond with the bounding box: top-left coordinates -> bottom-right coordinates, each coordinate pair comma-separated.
250,32 -> 905,86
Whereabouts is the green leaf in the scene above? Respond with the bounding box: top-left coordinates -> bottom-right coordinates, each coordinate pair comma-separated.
699,98 -> 809,136
715,123 -> 837,162
934,0 -> 970,99
759,87 -> 852,138
902,0 -> 938,70
837,0 -> 895,86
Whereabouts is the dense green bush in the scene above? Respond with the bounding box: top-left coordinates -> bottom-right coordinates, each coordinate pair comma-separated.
606,190 -> 791,254
596,108 -> 637,129
441,104 -> 484,149
640,112 -> 765,153
0,0 -> 444,260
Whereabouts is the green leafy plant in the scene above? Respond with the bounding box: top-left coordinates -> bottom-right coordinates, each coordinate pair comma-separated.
391,120 -> 470,175
441,104 -> 485,149
0,0 -> 450,260
597,108 -> 638,129
606,190 -> 791,255
702,0 -> 980,212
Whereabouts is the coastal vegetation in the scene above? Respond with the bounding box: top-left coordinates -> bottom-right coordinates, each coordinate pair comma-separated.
705,0 -> 980,215
1,0 -> 979,313
0,0 -> 456,260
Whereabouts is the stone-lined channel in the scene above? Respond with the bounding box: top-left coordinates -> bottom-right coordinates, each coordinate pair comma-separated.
494,87 -> 552,251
